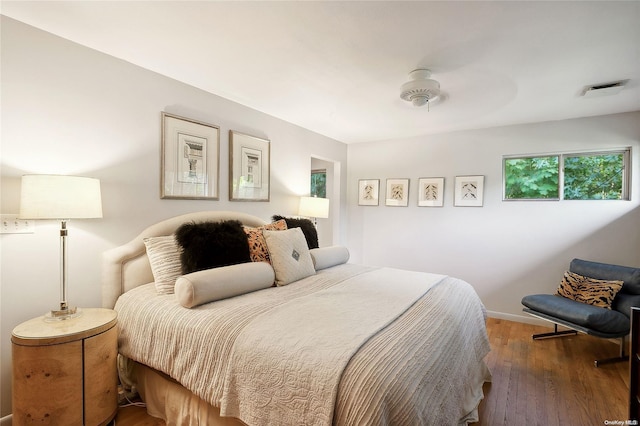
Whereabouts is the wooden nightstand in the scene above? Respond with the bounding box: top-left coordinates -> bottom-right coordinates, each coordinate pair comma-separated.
11,308 -> 118,426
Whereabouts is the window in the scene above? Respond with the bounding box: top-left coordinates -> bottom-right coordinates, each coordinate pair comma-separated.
504,156 -> 559,200
563,152 -> 626,200
503,149 -> 630,201
311,169 -> 326,198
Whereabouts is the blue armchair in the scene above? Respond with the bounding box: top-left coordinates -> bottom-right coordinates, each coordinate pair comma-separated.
521,258 -> 640,367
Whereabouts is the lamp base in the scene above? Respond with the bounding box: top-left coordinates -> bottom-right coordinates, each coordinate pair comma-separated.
44,306 -> 83,322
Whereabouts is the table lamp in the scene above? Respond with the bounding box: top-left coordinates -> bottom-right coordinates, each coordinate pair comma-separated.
298,196 -> 330,227
19,175 -> 103,320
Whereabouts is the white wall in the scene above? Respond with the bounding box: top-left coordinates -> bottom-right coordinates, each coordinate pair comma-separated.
0,17 -> 347,417
347,111 -> 640,321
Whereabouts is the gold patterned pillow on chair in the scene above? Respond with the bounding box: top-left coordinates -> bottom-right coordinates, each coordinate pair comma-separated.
556,270 -> 623,309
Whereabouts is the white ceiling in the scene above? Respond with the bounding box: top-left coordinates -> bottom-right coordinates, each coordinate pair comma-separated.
2,1 -> 639,144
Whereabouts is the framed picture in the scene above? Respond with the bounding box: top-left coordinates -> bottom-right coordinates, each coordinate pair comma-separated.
454,175 -> 485,207
418,177 -> 445,207
161,112 -> 219,200
358,179 -> 380,206
385,178 -> 410,207
229,130 -> 270,201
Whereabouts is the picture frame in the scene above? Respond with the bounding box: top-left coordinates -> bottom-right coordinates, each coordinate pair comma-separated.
229,130 -> 270,201
385,178 -> 410,207
418,177 -> 445,207
161,112 -> 219,200
454,175 -> 485,207
358,179 -> 380,206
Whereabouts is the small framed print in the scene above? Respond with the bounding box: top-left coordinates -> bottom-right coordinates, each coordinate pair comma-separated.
358,179 -> 380,206
385,178 -> 410,207
229,130 -> 270,201
161,112 -> 220,200
454,175 -> 484,207
418,177 -> 444,207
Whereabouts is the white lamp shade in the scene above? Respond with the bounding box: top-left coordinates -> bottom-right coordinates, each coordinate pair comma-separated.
19,175 -> 103,219
299,196 -> 330,219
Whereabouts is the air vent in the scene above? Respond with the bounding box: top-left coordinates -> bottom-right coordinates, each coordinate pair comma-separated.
581,80 -> 628,98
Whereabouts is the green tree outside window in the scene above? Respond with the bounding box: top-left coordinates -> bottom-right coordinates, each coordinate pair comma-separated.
311,169 -> 326,198
563,154 -> 624,200
504,156 -> 559,199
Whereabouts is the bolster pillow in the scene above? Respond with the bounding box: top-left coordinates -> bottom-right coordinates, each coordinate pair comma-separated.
309,246 -> 350,270
175,262 -> 275,308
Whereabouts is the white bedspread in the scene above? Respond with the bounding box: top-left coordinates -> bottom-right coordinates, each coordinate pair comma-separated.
115,263 -> 490,425
220,268 -> 446,425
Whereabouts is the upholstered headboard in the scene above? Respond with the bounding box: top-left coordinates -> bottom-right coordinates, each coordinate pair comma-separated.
102,211 -> 267,308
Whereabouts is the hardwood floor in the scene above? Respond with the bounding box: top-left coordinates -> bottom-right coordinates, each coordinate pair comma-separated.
113,318 -> 630,425
480,318 -> 628,425
113,404 -> 165,426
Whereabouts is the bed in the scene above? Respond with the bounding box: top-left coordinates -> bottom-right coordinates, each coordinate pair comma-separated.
102,210 -> 491,425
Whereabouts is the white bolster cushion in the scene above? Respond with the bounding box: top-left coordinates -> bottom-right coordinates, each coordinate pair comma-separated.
309,246 -> 350,270
175,262 -> 275,308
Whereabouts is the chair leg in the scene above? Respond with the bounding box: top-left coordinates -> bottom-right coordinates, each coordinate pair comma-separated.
530,322 -> 628,367
532,324 -> 578,340
594,336 -> 628,368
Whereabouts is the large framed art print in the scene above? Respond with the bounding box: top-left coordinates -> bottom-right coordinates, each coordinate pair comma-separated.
229,130 -> 270,201
161,112 -> 220,200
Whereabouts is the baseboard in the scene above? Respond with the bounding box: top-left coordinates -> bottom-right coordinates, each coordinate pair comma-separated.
486,310 -> 553,328
1,414 -> 12,426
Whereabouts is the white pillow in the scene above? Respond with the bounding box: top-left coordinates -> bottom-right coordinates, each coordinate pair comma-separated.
175,262 -> 275,308
144,235 -> 182,294
310,246 -> 350,270
263,228 -> 316,286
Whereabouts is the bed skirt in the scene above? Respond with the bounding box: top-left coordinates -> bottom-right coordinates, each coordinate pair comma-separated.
124,358 -> 489,426
131,361 -> 244,426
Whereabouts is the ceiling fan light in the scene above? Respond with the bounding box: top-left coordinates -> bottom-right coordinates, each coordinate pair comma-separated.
412,95 -> 429,107
400,69 -> 441,107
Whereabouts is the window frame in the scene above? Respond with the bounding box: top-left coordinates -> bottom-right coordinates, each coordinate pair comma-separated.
502,147 -> 631,201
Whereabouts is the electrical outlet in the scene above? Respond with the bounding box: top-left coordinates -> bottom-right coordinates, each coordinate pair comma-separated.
1,214 -> 35,234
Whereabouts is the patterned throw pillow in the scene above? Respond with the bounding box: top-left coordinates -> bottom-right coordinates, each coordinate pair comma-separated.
263,228 -> 316,286
556,270 -> 624,309
144,235 -> 182,294
243,219 -> 287,263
